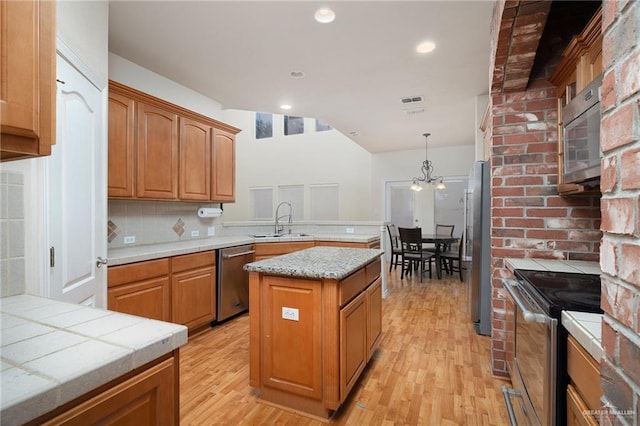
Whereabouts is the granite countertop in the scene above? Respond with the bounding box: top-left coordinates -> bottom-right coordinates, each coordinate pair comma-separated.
108,233 -> 380,267
244,246 -> 384,280
0,294 -> 188,425
504,257 -> 603,361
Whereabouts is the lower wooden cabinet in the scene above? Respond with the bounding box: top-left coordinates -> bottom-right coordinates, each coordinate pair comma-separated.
254,241 -> 314,261
33,355 -> 178,426
340,291 -> 367,399
366,277 -> 383,359
108,251 -> 216,333
315,240 -> 380,249
566,335 -> 602,425
170,251 -> 216,332
108,258 -> 171,322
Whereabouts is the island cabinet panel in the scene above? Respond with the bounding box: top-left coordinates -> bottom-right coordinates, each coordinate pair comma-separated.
262,276 -> 323,400
0,0 -> 56,161
35,356 -> 177,426
170,251 -> 216,333
339,291 -> 367,399
136,103 -> 179,199
315,240 -> 380,249
179,118 -> 211,201
107,92 -> 136,197
254,241 -> 315,261
366,277 -> 383,360
107,259 -> 171,322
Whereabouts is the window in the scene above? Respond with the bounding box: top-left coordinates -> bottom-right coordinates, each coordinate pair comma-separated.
310,184 -> 339,220
255,112 -> 273,139
315,119 -> 332,132
249,186 -> 273,220
284,116 -> 304,136
278,185 -> 304,220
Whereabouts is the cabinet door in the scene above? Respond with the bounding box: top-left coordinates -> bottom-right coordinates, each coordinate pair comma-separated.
0,0 -> 56,161
171,266 -> 216,331
340,291 -> 367,400
366,277 -> 382,360
108,92 -> 135,197
136,103 -> 178,199
108,277 -> 171,322
262,276 -> 323,400
211,128 -> 235,202
41,357 -> 176,426
179,118 -> 211,201
567,384 -> 599,426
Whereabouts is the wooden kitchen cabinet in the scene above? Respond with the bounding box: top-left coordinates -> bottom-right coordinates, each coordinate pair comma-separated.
107,81 -> 240,202
107,259 -> 171,322
316,239 -> 381,249
254,241 -> 315,261
566,335 -> 602,425
170,251 -> 216,333
136,102 -> 179,199
0,0 -> 56,161
549,7 -> 602,196
30,355 -> 178,426
366,276 -> 383,359
179,118 -> 212,201
212,128 -> 236,202
108,92 -> 136,197
340,291 -> 367,399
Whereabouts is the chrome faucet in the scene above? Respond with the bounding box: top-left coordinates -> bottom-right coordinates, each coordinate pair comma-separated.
274,202 -> 293,235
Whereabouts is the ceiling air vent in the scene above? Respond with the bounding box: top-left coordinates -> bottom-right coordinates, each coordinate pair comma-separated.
403,107 -> 425,116
400,95 -> 424,104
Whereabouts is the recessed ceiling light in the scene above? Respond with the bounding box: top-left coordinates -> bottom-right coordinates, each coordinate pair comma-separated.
315,8 -> 336,24
280,104 -> 292,110
416,41 -> 436,54
289,71 -> 305,79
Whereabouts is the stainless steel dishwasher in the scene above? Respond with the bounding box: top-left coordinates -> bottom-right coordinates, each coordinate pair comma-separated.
217,244 -> 255,321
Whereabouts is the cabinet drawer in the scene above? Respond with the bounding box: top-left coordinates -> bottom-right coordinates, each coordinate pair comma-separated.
339,268 -> 366,307
254,242 -> 314,257
365,258 -> 381,284
171,250 -> 215,273
108,259 -> 169,287
567,335 -> 602,411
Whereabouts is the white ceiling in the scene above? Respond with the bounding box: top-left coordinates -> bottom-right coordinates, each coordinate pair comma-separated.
108,1 -> 493,153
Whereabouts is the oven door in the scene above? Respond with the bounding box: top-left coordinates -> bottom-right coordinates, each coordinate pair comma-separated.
502,279 -> 557,426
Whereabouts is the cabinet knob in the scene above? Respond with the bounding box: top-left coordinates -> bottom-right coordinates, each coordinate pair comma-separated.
96,257 -> 108,268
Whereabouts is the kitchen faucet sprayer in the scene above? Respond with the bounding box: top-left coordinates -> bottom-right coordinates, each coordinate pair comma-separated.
274,202 -> 293,234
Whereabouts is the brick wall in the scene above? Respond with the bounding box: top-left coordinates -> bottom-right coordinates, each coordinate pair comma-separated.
599,1 -> 640,424
488,1 -> 603,377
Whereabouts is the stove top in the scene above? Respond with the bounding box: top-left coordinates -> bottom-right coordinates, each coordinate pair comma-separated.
514,269 -> 603,317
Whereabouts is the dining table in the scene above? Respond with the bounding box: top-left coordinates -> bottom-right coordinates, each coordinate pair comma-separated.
421,234 -> 459,279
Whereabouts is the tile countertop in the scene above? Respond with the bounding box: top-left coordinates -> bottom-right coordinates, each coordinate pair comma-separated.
505,257 -> 603,361
0,294 -> 188,425
244,246 -> 384,280
108,233 -> 380,267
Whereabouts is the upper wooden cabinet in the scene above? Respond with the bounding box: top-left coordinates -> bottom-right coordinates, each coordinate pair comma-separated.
549,7 -> 602,196
107,81 -> 240,202
0,0 -> 56,161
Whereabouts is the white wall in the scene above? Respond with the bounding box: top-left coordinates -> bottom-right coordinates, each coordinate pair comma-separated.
220,109 -> 374,221
109,53 -> 223,120
370,144 -> 476,220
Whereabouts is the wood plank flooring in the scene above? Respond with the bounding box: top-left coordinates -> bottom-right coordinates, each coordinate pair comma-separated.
179,269 -> 511,425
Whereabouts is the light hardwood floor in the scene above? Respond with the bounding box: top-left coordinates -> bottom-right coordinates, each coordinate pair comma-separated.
180,268 -> 511,425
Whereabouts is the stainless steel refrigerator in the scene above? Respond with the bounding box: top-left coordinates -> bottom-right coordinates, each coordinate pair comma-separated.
467,161 -> 491,336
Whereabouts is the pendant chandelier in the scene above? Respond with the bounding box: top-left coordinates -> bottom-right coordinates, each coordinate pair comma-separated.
410,133 -> 445,191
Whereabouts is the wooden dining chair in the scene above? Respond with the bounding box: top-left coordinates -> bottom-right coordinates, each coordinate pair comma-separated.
386,224 -> 402,272
398,227 -> 435,282
440,232 -> 464,281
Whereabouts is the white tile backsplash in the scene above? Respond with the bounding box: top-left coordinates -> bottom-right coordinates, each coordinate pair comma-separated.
0,171 -> 25,296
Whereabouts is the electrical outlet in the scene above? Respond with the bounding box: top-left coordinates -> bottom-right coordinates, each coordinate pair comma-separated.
346,227 -> 355,234
123,235 -> 136,244
207,226 -> 215,236
282,307 -> 299,321
191,230 -> 200,237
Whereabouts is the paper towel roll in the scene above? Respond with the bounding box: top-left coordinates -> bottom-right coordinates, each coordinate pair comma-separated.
198,207 -> 223,218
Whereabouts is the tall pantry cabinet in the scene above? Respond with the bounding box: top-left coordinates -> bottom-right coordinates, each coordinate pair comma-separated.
107,81 -> 240,202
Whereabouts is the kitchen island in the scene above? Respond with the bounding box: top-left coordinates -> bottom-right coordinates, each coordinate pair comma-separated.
245,246 -> 383,420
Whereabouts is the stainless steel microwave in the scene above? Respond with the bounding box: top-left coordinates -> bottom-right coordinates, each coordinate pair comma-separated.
562,74 -> 603,185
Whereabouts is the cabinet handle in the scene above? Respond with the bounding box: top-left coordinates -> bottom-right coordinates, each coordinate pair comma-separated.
96,257 -> 108,268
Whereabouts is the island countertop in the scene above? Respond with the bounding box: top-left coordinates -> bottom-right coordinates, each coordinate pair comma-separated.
244,246 -> 383,280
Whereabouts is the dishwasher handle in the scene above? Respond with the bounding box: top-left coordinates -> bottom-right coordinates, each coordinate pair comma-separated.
222,250 -> 256,259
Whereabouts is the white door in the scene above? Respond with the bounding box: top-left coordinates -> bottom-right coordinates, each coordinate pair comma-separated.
47,54 -> 107,307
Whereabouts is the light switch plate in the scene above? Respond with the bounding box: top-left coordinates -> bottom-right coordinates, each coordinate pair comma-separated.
208,226 -> 215,236
123,235 -> 135,244
282,307 -> 299,321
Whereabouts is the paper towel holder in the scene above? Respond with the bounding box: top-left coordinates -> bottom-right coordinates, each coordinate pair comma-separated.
198,205 -> 223,218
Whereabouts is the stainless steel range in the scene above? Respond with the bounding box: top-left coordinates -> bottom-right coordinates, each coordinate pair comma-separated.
502,270 -> 602,425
